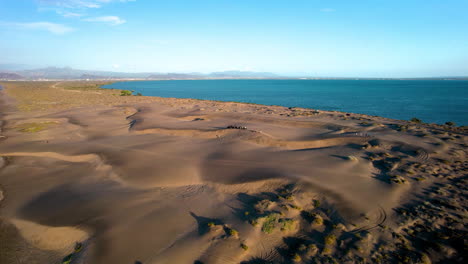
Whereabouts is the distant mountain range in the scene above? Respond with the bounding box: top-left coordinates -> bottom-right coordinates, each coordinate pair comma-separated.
0,66 -> 467,81
0,66 -> 281,80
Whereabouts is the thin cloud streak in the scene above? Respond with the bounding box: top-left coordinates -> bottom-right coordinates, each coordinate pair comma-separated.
0,21 -> 74,34
83,16 -> 126,25
58,10 -> 84,17
37,0 -> 136,9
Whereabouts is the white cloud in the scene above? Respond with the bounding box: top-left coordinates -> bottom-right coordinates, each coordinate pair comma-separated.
83,16 -> 126,25
37,0 -> 135,9
38,7 -> 85,17
1,21 -> 74,34
38,0 -> 101,8
37,1 -> 131,25
58,10 -> 84,17
320,8 -> 336,12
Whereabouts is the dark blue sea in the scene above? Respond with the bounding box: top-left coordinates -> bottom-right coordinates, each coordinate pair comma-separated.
103,80 -> 468,126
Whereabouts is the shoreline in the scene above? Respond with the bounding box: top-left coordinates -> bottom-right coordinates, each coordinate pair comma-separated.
100,80 -> 468,129
0,81 -> 466,264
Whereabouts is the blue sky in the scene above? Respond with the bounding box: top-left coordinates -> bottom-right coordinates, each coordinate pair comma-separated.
0,0 -> 467,77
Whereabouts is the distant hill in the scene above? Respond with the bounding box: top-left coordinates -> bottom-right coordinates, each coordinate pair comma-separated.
80,74 -> 109,80
208,71 -> 279,78
16,67 -> 155,79
1,66 -> 465,80
147,73 -> 202,80
0,67 -> 281,80
0,72 -> 24,80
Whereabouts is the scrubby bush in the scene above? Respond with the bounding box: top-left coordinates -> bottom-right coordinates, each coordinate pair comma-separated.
62,254 -> 74,264
262,213 -> 279,234
298,244 -> 307,251
313,199 -> 321,208
445,121 -> 456,127
227,227 -> 238,237
291,204 -> 302,210
313,215 -> 324,225
410,117 -> 422,123
324,234 -> 337,245
307,244 -> 318,256
240,243 -> 249,251
250,219 -> 259,227
322,247 -> 332,255
74,242 -> 83,253
390,175 -> 406,184
292,253 -> 302,262
120,90 -> 132,96
279,218 -> 296,231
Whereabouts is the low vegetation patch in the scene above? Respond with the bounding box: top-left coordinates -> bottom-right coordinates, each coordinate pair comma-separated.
120,90 -> 133,96
240,243 -> 249,251
313,199 -> 321,208
279,218 -> 296,231
261,213 -> 279,234
390,175 -> 406,184
16,121 -> 58,133
226,125 -> 247,130
324,234 -> 337,245
445,121 -> 456,127
292,253 -> 302,262
62,254 -> 74,264
61,241 -> 83,264
249,219 -> 259,227
410,117 -> 422,123
226,227 -> 238,237
62,83 -> 106,91
313,214 -> 324,225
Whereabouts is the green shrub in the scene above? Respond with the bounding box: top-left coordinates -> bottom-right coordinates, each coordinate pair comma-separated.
279,218 -> 296,231
445,121 -> 456,127
313,215 -> 323,225
74,242 -> 83,253
324,234 -> 336,245
298,244 -> 307,251
227,227 -> 238,237
250,219 -> 259,227
261,213 -> 279,234
16,121 -> 57,133
410,117 -> 422,123
240,243 -> 249,251
307,244 -> 318,255
292,253 -> 302,262
62,254 -> 74,264
120,90 -> 132,96
291,204 -> 302,210
322,247 -> 332,255
313,199 -> 320,208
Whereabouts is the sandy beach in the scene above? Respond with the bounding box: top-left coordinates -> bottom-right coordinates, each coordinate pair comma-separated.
0,81 -> 466,264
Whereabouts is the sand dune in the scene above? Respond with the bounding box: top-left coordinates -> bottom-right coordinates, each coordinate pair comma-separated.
0,81 -> 466,264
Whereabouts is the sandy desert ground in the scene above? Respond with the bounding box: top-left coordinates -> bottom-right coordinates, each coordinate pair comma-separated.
0,81 -> 466,264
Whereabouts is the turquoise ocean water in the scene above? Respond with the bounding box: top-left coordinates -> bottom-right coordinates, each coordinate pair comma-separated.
103,80 -> 468,126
